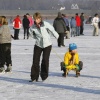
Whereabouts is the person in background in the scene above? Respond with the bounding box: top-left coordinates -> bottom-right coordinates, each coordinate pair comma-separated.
75,13 -> 81,36
53,12 -> 67,47
22,15 -> 30,39
92,13 -> 99,36
62,14 -> 70,39
0,16 -> 2,69
10,17 -> 13,23
0,16 -> 12,73
26,13 -> 34,39
70,17 -> 76,37
80,13 -> 84,35
13,15 -> 22,40
26,13 -> 34,27
29,12 -> 59,82
0,16 -> 2,27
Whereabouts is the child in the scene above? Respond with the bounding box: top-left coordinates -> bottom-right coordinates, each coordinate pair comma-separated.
0,16 -> 12,73
61,43 -> 83,77
70,17 -> 76,37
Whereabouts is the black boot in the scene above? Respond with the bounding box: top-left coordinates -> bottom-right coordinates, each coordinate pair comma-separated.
5,64 -> 12,72
62,68 -> 67,77
76,71 -> 80,77
0,67 -> 5,73
29,75 -> 39,82
27,35 -> 29,39
60,62 -> 64,71
29,78 -> 38,82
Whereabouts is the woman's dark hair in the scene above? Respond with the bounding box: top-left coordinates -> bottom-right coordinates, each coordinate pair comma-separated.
62,14 -> 66,17
24,15 -> 27,18
94,13 -> 98,17
76,13 -> 78,16
57,12 -> 62,18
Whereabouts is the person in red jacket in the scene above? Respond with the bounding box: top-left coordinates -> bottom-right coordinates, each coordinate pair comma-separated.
75,13 -> 81,36
13,15 -> 22,40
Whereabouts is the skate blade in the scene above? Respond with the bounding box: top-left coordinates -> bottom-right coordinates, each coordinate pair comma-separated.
5,71 -> 12,73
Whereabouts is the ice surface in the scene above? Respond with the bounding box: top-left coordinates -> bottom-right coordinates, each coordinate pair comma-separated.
0,22 -> 100,100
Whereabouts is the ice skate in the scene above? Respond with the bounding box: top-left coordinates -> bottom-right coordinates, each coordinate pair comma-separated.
0,67 -> 5,74
5,65 -> 12,73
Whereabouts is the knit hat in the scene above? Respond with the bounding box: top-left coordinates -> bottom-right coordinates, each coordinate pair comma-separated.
57,12 -> 62,18
69,43 -> 77,50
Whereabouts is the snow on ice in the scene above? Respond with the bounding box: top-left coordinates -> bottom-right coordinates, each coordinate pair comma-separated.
0,21 -> 100,100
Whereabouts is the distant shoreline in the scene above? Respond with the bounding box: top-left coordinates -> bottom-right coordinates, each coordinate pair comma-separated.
0,10 -> 99,19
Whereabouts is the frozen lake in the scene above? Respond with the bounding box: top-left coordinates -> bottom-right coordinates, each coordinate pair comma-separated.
0,22 -> 100,100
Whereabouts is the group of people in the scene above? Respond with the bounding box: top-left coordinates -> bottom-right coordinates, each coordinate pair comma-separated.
70,13 -> 100,37
53,12 -> 85,47
13,13 -> 34,40
28,12 -> 83,82
0,12 -> 83,82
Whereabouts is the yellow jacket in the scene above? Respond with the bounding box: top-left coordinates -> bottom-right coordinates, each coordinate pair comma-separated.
64,51 -> 79,70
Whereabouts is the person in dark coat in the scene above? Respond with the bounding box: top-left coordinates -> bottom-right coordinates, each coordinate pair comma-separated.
53,12 -> 67,47
22,15 -> 30,39
80,13 -> 84,35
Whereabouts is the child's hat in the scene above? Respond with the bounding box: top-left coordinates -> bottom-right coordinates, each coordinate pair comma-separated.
69,43 -> 77,50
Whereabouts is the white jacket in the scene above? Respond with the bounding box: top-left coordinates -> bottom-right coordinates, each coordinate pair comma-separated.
92,17 -> 99,25
29,21 -> 59,48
